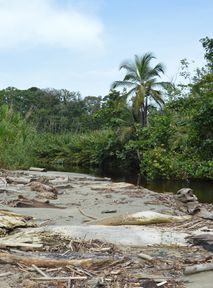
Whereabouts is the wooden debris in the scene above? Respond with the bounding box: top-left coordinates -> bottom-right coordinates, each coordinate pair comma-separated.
29,167 -> 47,172
186,233 -> 213,252
32,264 -> 49,278
138,252 -> 153,261
78,208 -> 97,220
184,262 -> 213,275
89,210 -> 191,225
90,182 -> 135,191
0,272 -> 13,277
9,195 -> 65,209
101,210 -> 117,214
0,210 -> 34,230
0,241 -> 42,250
0,252 -> 113,269
0,177 -> 7,187
28,181 -> 57,194
6,176 -> 30,185
157,281 -> 168,287
32,276 -> 87,281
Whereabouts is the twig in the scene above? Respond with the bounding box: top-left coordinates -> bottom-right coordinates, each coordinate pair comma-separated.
33,276 -> 87,281
157,281 -> 168,287
78,208 -> 97,220
0,272 -> 13,277
32,264 -> 49,278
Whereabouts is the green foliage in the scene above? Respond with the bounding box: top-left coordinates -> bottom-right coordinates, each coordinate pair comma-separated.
112,53 -> 166,126
0,38 -> 212,182
0,105 -> 36,168
33,130 -> 119,168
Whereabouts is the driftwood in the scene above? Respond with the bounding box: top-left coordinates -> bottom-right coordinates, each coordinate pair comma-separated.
0,241 -> 43,250
9,195 -> 65,209
32,264 -> 49,277
0,252 -> 113,269
89,211 -> 191,226
44,225 -> 188,246
33,276 -> 87,281
184,262 -> 213,275
186,234 -> 213,252
138,252 -> 153,261
6,176 -> 30,185
0,177 -> 7,187
90,182 -> 135,191
28,181 -> 57,194
0,272 -> 13,277
0,210 -> 34,230
78,208 -> 97,220
29,167 -> 47,172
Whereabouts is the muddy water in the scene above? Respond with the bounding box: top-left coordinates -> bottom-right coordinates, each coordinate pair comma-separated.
52,165 -> 213,204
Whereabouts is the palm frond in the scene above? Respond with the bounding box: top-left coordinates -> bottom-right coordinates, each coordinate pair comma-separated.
150,89 -> 164,106
111,80 -> 135,90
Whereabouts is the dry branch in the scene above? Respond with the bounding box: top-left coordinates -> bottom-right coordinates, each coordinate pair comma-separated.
0,252 -> 113,269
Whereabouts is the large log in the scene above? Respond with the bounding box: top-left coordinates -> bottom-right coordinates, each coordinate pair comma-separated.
0,252 -> 112,269
43,225 -> 188,246
184,262 -> 213,275
6,176 -> 30,185
89,211 -> 191,226
29,167 -> 47,172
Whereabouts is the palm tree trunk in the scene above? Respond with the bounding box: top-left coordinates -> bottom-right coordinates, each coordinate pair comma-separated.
144,95 -> 148,126
141,104 -> 145,126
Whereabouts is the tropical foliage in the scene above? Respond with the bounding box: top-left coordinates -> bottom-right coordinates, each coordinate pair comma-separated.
0,37 -> 212,180
111,53 -> 166,126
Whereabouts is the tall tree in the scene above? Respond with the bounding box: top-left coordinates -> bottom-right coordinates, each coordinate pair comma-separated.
111,53 -> 166,126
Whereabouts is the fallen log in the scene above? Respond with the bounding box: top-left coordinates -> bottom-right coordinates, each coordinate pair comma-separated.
0,252 -> 113,269
29,167 -> 47,172
0,210 -> 34,230
186,234 -> 213,252
0,241 -> 43,250
6,176 -> 30,185
184,262 -> 213,275
42,225 -> 188,246
28,182 -> 57,194
32,276 -> 87,281
9,195 -> 65,209
89,211 -> 191,226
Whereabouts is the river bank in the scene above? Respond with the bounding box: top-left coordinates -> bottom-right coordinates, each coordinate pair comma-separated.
0,169 -> 213,287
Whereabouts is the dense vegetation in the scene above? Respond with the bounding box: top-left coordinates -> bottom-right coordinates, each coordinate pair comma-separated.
0,37 -> 212,180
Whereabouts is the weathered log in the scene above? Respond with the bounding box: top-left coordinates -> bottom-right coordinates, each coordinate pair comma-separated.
44,225 -> 188,246
29,167 -> 47,172
28,181 -> 57,195
90,182 -> 135,191
9,195 -> 65,209
89,211 -> 191,226
0,241 -> 43,250
33,276 -> 87,281
0,252 -> 113,269
138,252 -> 153,261
186,234 -> 213,252
184,262 -> 213,275
6,176 -> 30,185
0,210 -> 34,230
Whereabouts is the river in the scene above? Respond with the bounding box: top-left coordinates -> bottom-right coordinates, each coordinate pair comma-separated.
52,165 -> 213,204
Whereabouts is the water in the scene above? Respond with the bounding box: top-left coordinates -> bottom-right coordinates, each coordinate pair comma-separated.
53,165 -> 213,204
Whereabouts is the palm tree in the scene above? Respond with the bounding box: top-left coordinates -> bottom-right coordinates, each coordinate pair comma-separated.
111,53 -> 166,126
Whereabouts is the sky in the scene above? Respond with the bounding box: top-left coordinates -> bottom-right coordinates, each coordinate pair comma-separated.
0,0 -> 212,97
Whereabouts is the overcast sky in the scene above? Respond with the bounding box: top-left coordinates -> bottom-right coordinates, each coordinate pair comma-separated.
0,0 -> 212,97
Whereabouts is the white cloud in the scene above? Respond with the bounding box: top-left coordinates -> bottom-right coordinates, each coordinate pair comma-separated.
0,0 -> 104,50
